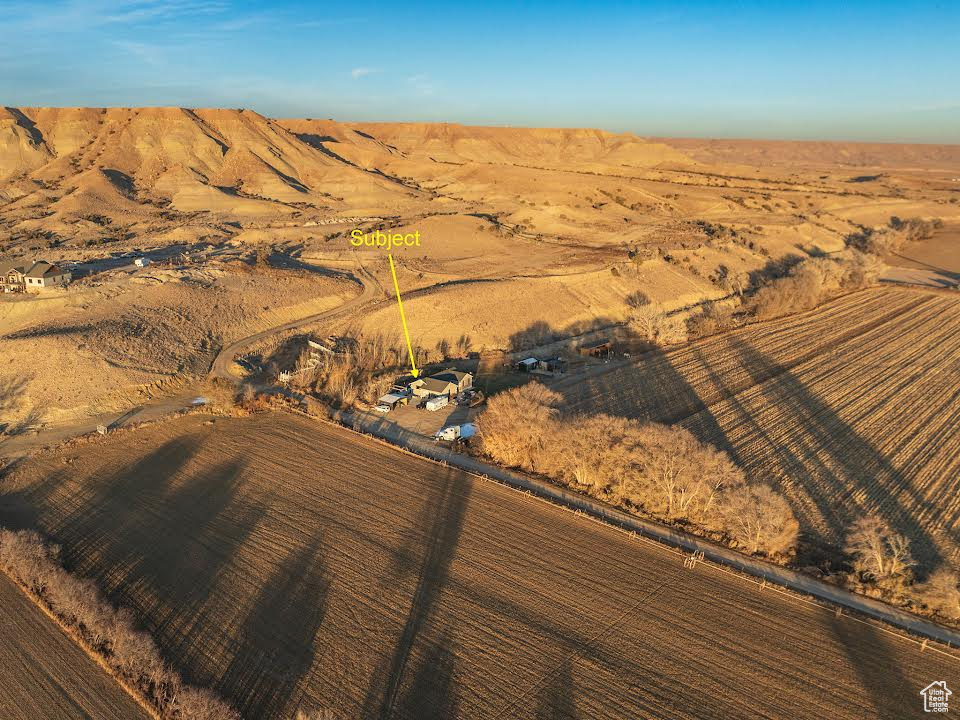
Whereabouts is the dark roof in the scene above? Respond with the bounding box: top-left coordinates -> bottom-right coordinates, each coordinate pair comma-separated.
0,260 -> 31,275
419,377 -> 457,393
429,370 -> 471,384
25,261 -> 66,279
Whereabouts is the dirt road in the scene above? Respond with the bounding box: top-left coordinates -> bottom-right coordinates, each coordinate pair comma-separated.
209,264 -> 381,383
1,263 -> 377,463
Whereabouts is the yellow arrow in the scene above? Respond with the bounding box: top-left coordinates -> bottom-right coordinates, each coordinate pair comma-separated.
388,253 -> 419,378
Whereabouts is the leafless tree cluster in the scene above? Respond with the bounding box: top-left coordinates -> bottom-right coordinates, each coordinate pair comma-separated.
846,216 -> 943,255
476,384 -> 799,559
841,514 -> 960,620
917,567 -> 960,620
627,305 -> 688,346
307,332 -> 403,407
685,302 -> 739,339
751,250 -> 884,321
0,528 -> 239,720
845,514 -> 915,586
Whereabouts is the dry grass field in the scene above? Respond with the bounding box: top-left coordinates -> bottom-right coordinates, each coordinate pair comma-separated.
3,108 -> 958,428
2,412 -> 957,719
0,573 -> 150,720
558,285 -> 960,568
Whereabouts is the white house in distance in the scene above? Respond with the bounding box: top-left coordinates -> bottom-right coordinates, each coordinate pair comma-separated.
0,259 -> 71,293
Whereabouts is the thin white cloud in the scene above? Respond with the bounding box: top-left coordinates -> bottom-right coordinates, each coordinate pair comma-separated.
407,73 -> 435,96
296,16 -> 366,28
112,39 -> 164,66
0,0 -> 228,30
351,67 -> 380,79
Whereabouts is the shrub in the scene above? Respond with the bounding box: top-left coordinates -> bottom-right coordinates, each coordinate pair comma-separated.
475,390 -> 797,560
0,528 -> 239,720
844,514 -> 914,588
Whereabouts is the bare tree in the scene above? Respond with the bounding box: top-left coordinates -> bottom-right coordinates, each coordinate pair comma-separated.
456,334 -> 473,356
436,338 -> 451,360
918,567 -> 960,619
0,528 -> 240,719
476,383 -> 562,471
628,305 -> 687,346
845,514 -> 914,585
718,485 -> 799,557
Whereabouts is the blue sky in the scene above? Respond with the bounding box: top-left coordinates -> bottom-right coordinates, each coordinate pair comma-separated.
1,0 -> 958,142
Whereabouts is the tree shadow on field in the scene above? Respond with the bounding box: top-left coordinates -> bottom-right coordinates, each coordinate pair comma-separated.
0,435 -> 274,707
556,342 -> 698,424
393,628 -> 459,720
826,613 -> 915,719
362,466 -> 471,720
216,535 -> 330,720
555,320 -> 945,572
680,342 -> 849,565
723,336 -> 943,572
536,657 -> 578,720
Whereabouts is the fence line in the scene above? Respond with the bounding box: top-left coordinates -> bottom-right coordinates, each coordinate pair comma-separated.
287,405 -> 960,662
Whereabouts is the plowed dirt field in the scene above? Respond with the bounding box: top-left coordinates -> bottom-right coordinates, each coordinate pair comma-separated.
0,574 -> 150,720
559,286 -> 960,568
2,412 -> 957,719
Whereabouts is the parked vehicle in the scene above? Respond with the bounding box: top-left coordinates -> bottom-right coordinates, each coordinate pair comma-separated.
425,395 -> 449,411
434,423 -> 477,442
373,403 -> 391,413
468,390 -> 486,407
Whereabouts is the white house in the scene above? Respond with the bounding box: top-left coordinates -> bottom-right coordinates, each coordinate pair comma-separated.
0,259 -> 71,292
24,262 -> 71,291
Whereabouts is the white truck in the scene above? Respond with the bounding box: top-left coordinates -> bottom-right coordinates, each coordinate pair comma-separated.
425,395 -> 449,412
434,423 -> 477,442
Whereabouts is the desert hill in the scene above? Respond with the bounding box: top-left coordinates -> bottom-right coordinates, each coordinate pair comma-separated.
3,108 -> 957,256
1,108 -> 957,424
0,107 -> 421,228
658,136 -> 960,172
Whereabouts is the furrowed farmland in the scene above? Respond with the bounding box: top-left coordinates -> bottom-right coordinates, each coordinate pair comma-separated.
559,286 -> 960,568
0,574 -> 151,720
1,413 -> 956,719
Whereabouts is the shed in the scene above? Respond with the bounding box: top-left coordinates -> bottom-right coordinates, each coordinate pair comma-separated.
578,340 -> 612,358
376,392 -> 410,408
517,357 -> 538,372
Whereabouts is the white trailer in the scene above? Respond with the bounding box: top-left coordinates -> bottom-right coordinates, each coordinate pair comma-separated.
434,423 -> 477,441
425,395 -> 449,411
